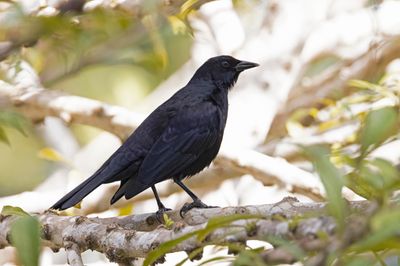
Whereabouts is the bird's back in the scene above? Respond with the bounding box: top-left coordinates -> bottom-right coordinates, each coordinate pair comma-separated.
113,81 -> 229,199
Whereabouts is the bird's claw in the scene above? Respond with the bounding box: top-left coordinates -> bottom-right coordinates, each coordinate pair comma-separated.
155,207 -> 172,224
179,199 -> 218,218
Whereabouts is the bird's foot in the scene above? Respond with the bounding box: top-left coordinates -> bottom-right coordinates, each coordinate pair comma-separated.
180,199 -> 218,218
155,207 -> 172,224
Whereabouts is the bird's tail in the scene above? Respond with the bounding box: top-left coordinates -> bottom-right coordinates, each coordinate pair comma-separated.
50,174 -> 104,210
110,178 -> 148,205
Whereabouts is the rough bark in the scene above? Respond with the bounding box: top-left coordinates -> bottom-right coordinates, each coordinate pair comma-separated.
0,198 -> 372,264
65,242 -> 84,266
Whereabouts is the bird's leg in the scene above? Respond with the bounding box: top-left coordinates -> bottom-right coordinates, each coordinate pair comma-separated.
174,179 -> 218,217
152,185 -> 171,223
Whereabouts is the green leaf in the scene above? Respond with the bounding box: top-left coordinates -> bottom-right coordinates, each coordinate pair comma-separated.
0,111 -> 28,136
198,256 -> 235,266
345,173 -> 378,200
180,0 -> 201,18
344,256 -> 375,266
167,16 -> 190,35
163,213 -> 174,229
143,229 -> 200,266
351,208 -> 400,252
266,236 -> 305,261
10,216 -> 41,266
0,126 -> 9,145
303,145 -> 347,231
356,158 -> 400,201
368,158 -> 400,189
175,246 -> 205,266
359,107 -> 398,156
1,205 -> 30,217
359,163 -> 385,190
348,79 -> 383,91
234,249 -> 266,266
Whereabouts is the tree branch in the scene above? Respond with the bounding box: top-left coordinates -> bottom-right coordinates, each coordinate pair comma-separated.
215,150 -> 324,201
0,61 -> 143,140
0,198 -> 372,264
65,242 -> 84,266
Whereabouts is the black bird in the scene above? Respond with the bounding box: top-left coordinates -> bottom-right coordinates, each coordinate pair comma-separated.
51,55 -> 258,217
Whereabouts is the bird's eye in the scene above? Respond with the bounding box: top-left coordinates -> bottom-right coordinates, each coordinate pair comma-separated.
221,61 -> 230,68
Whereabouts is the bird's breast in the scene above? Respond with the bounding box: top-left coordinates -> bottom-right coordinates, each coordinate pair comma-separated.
210,90 -> 229,132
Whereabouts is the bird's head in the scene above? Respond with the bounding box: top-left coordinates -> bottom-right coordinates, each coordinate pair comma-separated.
191,55 -> 259,90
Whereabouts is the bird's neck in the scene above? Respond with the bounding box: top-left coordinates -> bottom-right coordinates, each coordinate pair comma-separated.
214,77 -> 238,91
209,85 -> 228,109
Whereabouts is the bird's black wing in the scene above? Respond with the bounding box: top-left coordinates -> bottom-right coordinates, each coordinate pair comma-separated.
122,102 -> 222,199
51,109 -> 170,210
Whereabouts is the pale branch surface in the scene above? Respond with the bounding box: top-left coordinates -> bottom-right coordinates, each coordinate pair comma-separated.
0,198 -> 371,264
0,61 -> 143,140
215,150 -> 324,201
65,242 -> 84,266
0,41 -> 16,62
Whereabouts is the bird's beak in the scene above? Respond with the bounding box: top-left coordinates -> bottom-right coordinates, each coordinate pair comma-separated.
235,60 -> 259,72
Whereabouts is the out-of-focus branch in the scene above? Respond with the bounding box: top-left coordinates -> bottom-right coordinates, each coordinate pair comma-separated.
215,150 -> 324,201
0,61 -> 143,140
0,198 -> 372,264
0,42 -> 16,62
